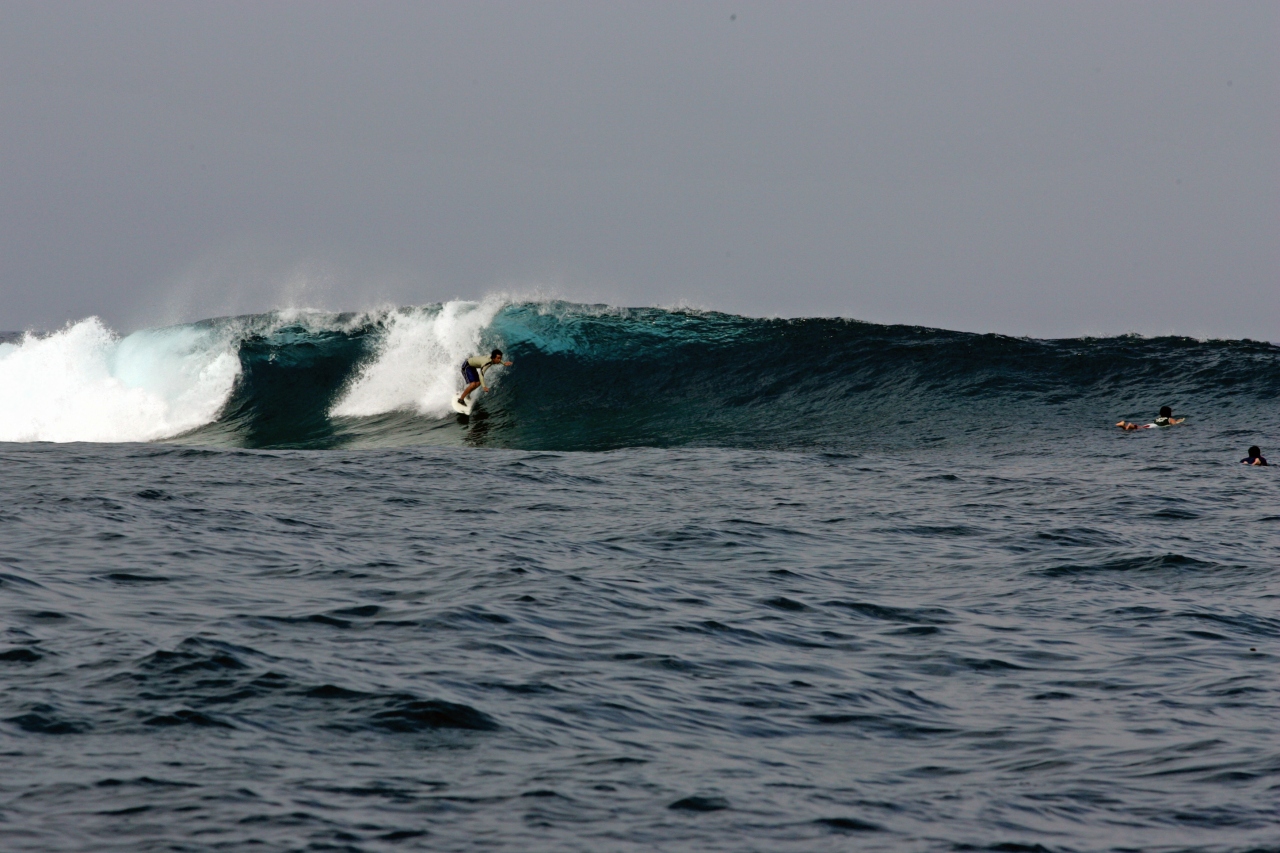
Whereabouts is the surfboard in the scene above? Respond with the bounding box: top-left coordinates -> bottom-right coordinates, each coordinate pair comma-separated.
451,398 -> 473,415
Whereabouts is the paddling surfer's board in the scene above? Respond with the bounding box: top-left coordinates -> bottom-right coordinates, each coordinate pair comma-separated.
451,399 -> 474,415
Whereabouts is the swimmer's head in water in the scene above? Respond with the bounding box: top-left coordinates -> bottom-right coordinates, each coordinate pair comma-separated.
1248,445 -> 1262,458
1159,406 -> 1173,418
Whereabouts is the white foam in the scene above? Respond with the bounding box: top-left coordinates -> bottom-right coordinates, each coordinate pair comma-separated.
0,317 -> 241,443
331,298 -> 507,418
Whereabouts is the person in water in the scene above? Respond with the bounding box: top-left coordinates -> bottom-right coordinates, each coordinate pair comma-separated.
1241,446 -> 1269,466
459,349 -> 513,405
1117,406 -> 1185,430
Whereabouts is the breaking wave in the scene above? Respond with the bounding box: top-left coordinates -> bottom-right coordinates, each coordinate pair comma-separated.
2,300 -> 1277,450
0,317 -> 240,442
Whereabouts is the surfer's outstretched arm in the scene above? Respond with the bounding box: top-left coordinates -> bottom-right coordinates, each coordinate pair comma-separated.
478,352 -> 513,393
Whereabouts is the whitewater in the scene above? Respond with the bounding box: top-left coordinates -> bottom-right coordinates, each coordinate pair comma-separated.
2,300 -> 1279,852
0,299 -> 507,444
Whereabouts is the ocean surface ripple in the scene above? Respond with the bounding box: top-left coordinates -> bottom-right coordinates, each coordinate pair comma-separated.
3,303 -> 1279,850
2,436 -> 1278,851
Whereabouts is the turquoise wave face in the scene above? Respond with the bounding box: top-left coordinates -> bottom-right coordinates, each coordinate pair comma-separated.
174,302 -> 1280,451
5,302 -> 1277,449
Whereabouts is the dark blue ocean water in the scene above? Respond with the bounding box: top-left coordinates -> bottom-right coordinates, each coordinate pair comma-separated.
2,305 -> 1279,851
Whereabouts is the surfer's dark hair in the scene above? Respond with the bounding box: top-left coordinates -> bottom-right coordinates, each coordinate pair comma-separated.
1159,406 -> 1172,418
491,349 -> 503,359
1248,446 -> 1261,457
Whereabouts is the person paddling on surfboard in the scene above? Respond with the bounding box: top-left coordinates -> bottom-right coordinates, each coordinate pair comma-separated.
1116,405 -> 1185,431
458,349 -> 512,406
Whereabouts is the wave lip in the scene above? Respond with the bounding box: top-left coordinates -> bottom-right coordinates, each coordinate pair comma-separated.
0,317 -> 239,443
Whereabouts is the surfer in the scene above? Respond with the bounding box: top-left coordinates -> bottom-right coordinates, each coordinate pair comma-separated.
458,349 -> 512,406
1117,406 -> 1185,430
1241,446 -> 1268,466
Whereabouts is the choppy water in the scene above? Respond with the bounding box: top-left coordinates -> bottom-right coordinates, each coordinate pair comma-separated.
2,303 -> 1279,850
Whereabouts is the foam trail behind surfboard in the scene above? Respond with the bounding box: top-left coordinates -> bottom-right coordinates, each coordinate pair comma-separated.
330,297 -> 505,420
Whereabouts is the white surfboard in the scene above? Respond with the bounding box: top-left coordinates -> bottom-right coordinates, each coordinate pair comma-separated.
451,398 -> 474,415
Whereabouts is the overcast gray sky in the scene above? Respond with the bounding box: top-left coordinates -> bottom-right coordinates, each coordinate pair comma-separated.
1,1 -> 1276,338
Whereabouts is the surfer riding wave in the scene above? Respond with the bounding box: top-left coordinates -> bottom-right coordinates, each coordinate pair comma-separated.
459,349 -> 512,407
